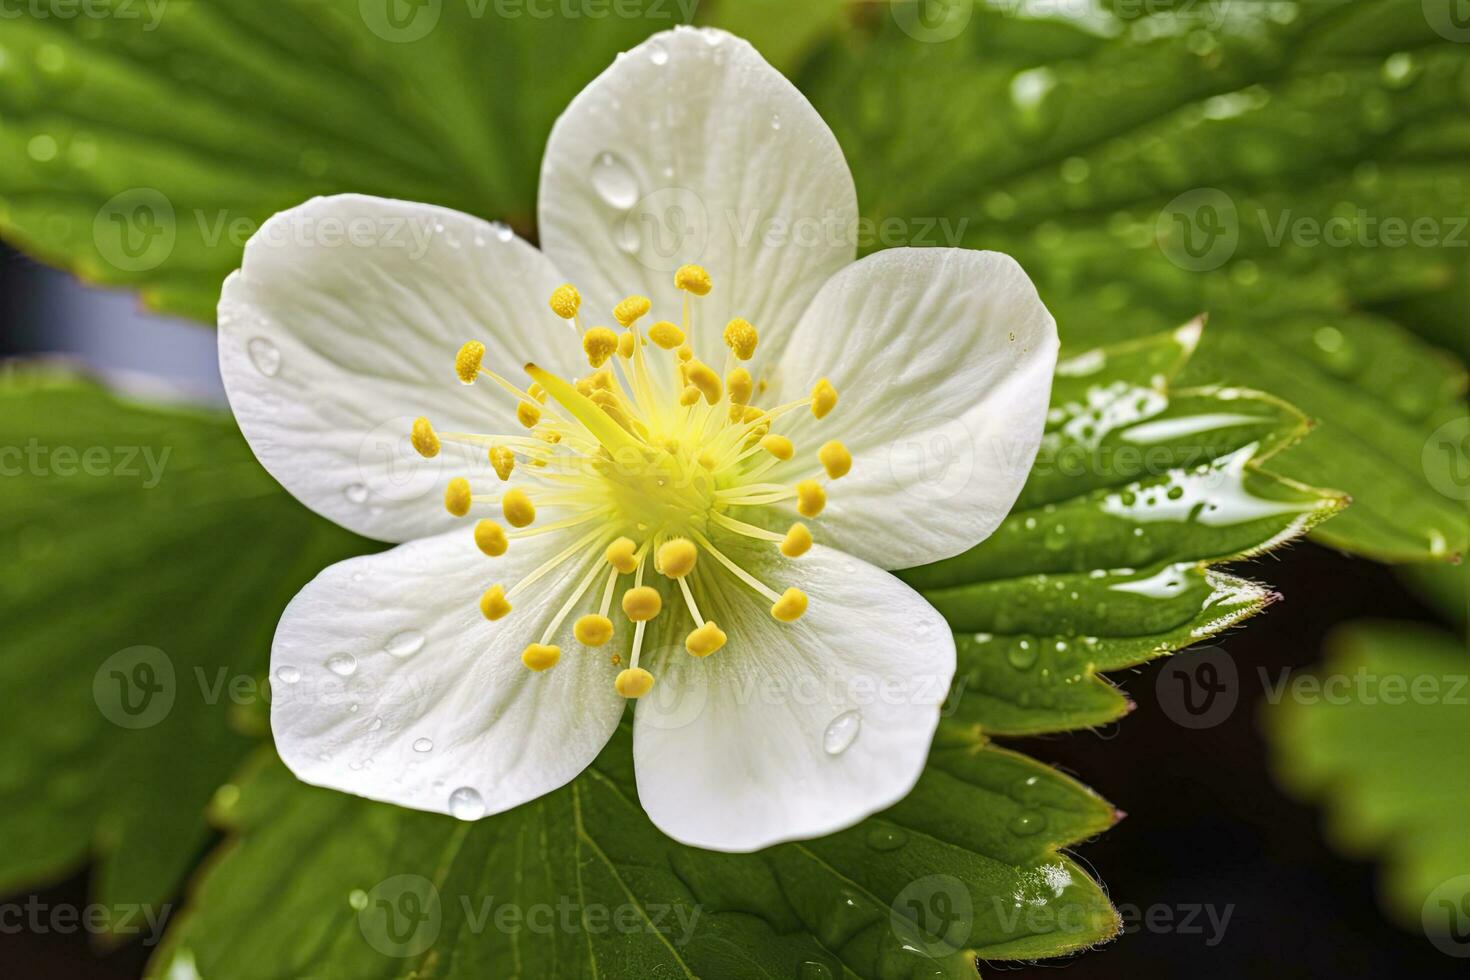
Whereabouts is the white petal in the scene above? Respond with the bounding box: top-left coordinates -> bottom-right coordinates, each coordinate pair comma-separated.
270,527 -> 624,819
631,545 -> 953,852
538,27 -> 856,362
766,248 -> 1058,569
219,194 -> 581,544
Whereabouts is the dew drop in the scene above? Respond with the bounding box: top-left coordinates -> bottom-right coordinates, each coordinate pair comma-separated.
491,221 -> 513,243
275,665 -> 301,684
1009,811 -> 1047,837
326,653 -> 357,677
26,134 -> 58,163
648,41 -> 669,66
348,889 -> 369,911
368,716 -> 384,732
413,737 -> 434,753
798,962 -> 834,980
590,151 -> 639,209
1007,637 -> 1039,670
864,827 -> 908,852
448,786 -> 485,820
344,483 -> 368,504
247,337 -> 281,377
615,219 -> 641,254
384,630 -> 426,659
770,113 -> 782,131
822,710 -> 861,756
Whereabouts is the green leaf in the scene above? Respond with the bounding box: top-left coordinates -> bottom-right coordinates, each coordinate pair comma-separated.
1265,620 -> 1470,935
0,366 -> 373,912
0,0 -> 683,320
798,0 -> 1470,562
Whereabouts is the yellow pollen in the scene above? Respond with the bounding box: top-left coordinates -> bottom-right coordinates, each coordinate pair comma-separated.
502,488 -> 535,527
679,385 -> 701,407
656,538 -> 698,578
615,667 -> 655,698
522,643 -> 560,671
818,440 -> 852,479
444,477 -> 472,517
582,326 -> 619,368
742,405 -> 765,423
723,318 -> 758,360
489,446 -> 515,481
685,361 -> 722,405
538,429 -> 562,445
605,537 -> 639,574
685,621 -> 727,657
516,400 -> 542,429
771,587 -> 808,622
728,402 -> 747,424
648,321 -> 685,349
811,378 -> 838,419
614,295 -> 652,327
574,614 -> 614,646
410,416 -> 440,458
455,341 -> 485,384
474,519 -> 509,556
697,450 -> 717,469
618,330 -> 636,359
676,345 -> 694,363
760,434 -> 794,461
549,284 -> 581,320
674,264 -> 712,295
592,369 -> 614,390
528,382 -> 548,403
727,368 -> 753,406
479,584 -> 512,620
781,522 -> 813,558
796,479 -> 826,517
622,586 -> 662,621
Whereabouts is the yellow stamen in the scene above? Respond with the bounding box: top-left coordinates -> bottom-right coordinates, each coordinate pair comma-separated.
727,368 -> 753,406
685,621 -> 727,657
582,326 -> 619,368
818,440 -> 852,479
516,400 -> 542,428
605,537 -> 639,573
574,614 -> 614,646
723,318 -> 758,360
489,446 -> 515,480
622,585 -> 662,621
771,587 -> 808,622
796,479 -> 826,517
685,360 -> 722,405
474,520 -> 509,556
617,330 -> 636,359
522,643 -> 560,671
455,341 -> 485,384
411,417 -> 440,458
676,345 -> 694,363
811,378 -> 838,419
679,385 -> 701,407
445,477 -> 472,517
656,538 -> 697,578
614,295 -> 652,327
615,667 -> 655,698
760,434 -> 794,461
549,284 -> 581,320
479,584 -> 512,620
697,450 -> 717,469
648,321 -> 685,349
781,522 -> 812,558
528,382 -> 548,403
674,264 -> 712,295
502,488 -> 535,528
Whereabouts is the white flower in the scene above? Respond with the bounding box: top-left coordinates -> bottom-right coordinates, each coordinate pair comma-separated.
218,27 -> 1057,852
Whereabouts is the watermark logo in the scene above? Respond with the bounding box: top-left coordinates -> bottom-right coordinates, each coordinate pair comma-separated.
622,186 -> 710,274
1155,646 -> 1238,729
360,0 -> 442,43
1423,874 -> 1470,957
1156,188 -> 1238,272
890,874 -> 973,957
356,415 -> 447,504
1424,0 -> 1470,42
891,0 -> 973,43
1423,416 -> 1470,501
885,416 -> 977,504
93,188 -> 175,273
358,874 -> 442,957
93,646 -> 175,729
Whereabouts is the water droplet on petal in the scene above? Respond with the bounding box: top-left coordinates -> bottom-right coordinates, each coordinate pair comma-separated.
822,710 -> 862,756
247,337 -> 281,377
326,653 -> 357,677
275,665 -> 301,684
590,151 -> 639,209
385,630 -> 425,658
368,716 -> 383,732
344,483 -> 368,504
648,41 -> 669,66
413,737 -> 433,753
491,221 -> 513,243
448,786 -> 485,820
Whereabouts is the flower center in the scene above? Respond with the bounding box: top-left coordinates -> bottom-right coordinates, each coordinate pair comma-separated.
412,265 -> 849,699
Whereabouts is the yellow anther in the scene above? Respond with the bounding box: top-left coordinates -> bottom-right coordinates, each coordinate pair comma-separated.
723,318 -> 758,360
781,522 -> 813,558
549,284 -> 581,320
615,667 -> 655,698
444,477 -> 472,517
489,446 -> 515,481
648,321 -> 685,349
474,519 -> 509,557
727,367 -> 753,406
574,614 -> 614,646
811,377 -> 838,419
674,264 -> 712,295
622,586 -> 662,621
528,382 -> 548,403
592,369 -> 614,390
679,385 -> 702,407
614,295 -> 652,327
685,360 -> 722,405
455,341 -> 485,384
760,434 -> 794,461
537,429 -> 562,444
502,488 -> 535,528
516,400 -> 541,428
685,621 -> 727,657
818,440 -> 852,479
582,326 -> 619,368
656,538 -> 698,578
771,587 -> 808,622
575,377 -> 595,396
728,402 -> 746,424
796,479 -> 826,517
605,537 -> 639,574
618,330 -> 636,359
742,405 -> 765,424
522,643 -> 560,672
697,450 -> 718,469
676,345 -> 694,363
410,416 -> 440,458
479,584 -> 512,620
